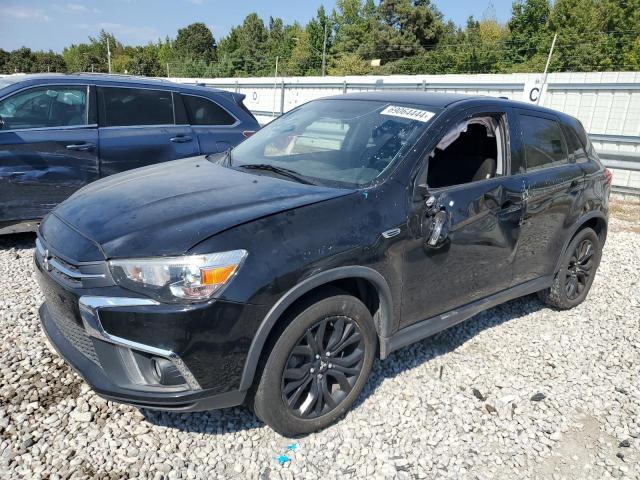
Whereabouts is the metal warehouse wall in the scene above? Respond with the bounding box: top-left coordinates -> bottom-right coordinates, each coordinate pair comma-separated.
172,72 -> 640,195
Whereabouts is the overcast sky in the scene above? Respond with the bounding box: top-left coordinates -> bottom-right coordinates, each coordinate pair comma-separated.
0,0 -> 512,52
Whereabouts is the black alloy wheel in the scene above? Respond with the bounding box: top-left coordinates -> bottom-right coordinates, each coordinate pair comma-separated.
565,237 -> 595,300
537,227 -> 602,310
281,316 -> 365,419
252,291 -> 376,436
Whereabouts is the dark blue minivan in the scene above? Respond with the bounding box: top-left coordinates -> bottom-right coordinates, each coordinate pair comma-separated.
0,73 -> 259,234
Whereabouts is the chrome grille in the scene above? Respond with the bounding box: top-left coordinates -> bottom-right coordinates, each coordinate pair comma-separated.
35,237 -> 109,288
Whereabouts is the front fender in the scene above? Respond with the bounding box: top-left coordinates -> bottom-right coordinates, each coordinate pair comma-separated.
238,265 -> 394,391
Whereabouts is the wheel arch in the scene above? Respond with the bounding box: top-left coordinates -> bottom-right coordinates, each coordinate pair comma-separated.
238,266 -> 394,391
554,211 -> 607,274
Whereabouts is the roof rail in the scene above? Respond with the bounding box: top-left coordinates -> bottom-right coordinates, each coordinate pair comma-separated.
72,72 -> 172,83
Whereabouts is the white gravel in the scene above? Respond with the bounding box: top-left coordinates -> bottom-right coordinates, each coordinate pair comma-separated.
0,204 -> 639,480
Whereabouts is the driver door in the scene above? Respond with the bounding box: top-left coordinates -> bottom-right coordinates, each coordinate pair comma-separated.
400,106 -> 525,327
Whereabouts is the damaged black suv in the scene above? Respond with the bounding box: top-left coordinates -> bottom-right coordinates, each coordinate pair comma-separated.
35,92 -> 610,436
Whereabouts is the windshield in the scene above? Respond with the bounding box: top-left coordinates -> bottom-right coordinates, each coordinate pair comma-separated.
229,99 -> 435,188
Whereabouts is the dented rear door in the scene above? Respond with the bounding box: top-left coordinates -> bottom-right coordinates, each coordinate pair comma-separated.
0,84 -> 99,224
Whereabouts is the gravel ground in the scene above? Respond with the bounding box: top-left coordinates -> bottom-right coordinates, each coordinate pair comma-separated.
1,201 -> 639,480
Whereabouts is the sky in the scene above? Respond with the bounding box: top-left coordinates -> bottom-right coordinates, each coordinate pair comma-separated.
0,0 -> 513,52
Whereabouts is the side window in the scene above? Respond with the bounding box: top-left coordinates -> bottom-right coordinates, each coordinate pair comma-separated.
182,95 -> 236,126
264,119 -> 351,157
98,87 -> 174,127
0,86 -> 87,130
563,124 -> 589,164
427,115 -> 506,189
520,114 -> 567,171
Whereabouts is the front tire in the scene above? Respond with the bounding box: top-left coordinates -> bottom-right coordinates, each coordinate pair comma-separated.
253,292 -> 376,436
538,227 -> 602,310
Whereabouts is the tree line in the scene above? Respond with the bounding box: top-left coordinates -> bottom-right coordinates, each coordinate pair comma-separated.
1,0 -> 639,78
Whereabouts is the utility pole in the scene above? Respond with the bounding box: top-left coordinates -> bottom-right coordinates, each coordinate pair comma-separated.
166,63 -> 170,78
321,21 -> 328,77
538,32 -> 558,105
272,56 -> 279,117
106,37 -> 112,74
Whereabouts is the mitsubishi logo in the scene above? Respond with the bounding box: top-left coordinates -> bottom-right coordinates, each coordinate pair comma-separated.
319,359 -> 328,372
43,249 -> 52,272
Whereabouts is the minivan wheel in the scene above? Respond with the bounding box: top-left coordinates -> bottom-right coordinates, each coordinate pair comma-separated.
253,292 -> 376,436
538,227 -> 601,310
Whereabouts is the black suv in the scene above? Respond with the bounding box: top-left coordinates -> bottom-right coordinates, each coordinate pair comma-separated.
35,93 -> 610,436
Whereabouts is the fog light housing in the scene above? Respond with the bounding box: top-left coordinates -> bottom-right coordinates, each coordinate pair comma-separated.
151,357 -> 186,386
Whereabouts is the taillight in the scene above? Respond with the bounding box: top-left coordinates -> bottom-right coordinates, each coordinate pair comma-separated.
242,130 -> 256,138
604,168 -> 613,186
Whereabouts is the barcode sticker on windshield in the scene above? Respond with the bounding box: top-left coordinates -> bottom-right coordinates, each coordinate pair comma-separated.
380,105 -> 435,123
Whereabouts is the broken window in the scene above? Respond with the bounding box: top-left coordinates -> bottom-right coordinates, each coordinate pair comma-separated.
427,115 -> 506,189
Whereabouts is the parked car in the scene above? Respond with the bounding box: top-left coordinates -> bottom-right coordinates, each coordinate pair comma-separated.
0,73 -> 259,234
34,92 -> 610,435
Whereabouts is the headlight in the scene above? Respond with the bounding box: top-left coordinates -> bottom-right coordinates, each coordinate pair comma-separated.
109,250 -> 247,303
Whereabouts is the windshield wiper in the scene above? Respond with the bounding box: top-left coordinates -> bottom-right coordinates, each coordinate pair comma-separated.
238,164 -> 315,185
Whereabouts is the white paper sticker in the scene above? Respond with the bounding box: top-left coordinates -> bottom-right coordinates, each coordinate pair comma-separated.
380,105 -> 435,123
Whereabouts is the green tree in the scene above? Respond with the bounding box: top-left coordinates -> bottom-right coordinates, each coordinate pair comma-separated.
328,52 -> 371,75
305,5 -> 332,74
174,23 -> 217,63
506,0 -> 553,71
63,30 -> 122,73
372,0 -> 444,63
594,0 -> 640,70
0,49 -> 9,74
550,0 -> 603,71
4,48 -> 36,73
32,51 -> 66,73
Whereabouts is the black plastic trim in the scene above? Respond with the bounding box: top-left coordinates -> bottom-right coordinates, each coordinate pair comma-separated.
379,276 -> 553,358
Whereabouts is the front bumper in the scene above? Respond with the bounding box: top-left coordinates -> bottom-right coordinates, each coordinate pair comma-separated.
39,302 -> 246,411
33,235 -> 268,412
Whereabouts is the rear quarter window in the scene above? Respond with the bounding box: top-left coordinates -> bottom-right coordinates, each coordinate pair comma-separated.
182,94 -> 236,126
562,124 -> 589,163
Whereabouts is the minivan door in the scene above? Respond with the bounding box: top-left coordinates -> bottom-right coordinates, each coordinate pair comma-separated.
0,84 -> 98,225
97,86 -> 199,176
401,107 -> 525,327
510,110 -> 585,285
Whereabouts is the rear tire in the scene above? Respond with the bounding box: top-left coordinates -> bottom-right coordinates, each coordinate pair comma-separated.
253,292 -> 376,436
537,227 -> 601,310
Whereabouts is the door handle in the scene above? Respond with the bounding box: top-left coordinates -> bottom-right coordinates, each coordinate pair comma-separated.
66,143 -> 95,152
170,135 -> 193,143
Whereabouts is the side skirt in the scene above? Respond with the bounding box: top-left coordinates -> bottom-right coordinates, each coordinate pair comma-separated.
379,275 -> 553,359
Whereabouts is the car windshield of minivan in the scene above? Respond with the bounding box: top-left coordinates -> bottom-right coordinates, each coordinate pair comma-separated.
228,99 -> 435,188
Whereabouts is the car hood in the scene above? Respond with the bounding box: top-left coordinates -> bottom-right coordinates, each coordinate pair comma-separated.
51,156 -> 352,259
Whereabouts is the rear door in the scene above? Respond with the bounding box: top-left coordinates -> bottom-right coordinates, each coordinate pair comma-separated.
511,110 -> 585,285
0,84 -> 98,224
97,86 -> 199,176
180,93 -> 246,154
